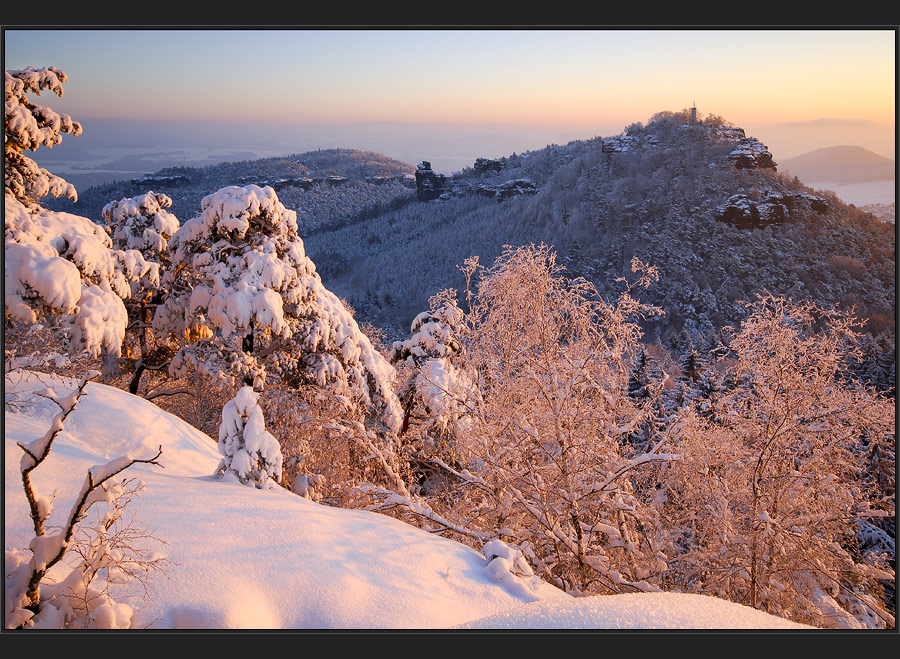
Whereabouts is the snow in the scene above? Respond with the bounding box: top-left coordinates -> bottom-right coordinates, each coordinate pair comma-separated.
159,184 -> 402,430
217,387 -> 283,487
4,193 -> 150,358
458,592 -> 810,629
4,371 -> 814,630
65,285 -> 129,358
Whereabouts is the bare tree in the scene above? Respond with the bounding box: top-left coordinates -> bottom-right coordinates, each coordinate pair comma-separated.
5,371 -> 167,629
659,296 -> 895,628
362,245 -> 678,593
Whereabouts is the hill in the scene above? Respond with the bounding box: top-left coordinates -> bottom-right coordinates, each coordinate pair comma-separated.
39,111 -> 896,392
781,145 -> 895,185
3,371 -> 814,630
6,83 -> 894,632
45,148 -> 418,235
302,112 -> 895,389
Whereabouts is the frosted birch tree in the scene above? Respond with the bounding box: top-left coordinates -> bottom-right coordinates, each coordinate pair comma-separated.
364,245 -> 678,593
658,296 -> 895,628
453,246 -> 676,594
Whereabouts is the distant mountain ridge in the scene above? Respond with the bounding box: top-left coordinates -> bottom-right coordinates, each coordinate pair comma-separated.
781,145 -> 894,184
299,113 -> 893,366
46,148 -> 418,234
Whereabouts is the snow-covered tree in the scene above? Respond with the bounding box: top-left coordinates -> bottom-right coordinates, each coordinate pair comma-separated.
5,372 -> 167,629
216,386 -> 284,489
5,195 -> 129,356
5,66 -> 82,208
103,190 -> 179,267
4,67 -> 152,363
155,184 -> 402,434
366,246 -> 677,592
390,290 -> 475,437
659,296 -> 895,628
386,291 -> 478,496
101,191 -> 181,392
450,247 -> 675,595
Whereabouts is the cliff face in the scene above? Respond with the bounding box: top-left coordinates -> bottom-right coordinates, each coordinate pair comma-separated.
726,136 -> 777,170
716,190 -> 827,229
415,158 -> 536,202
414,161 -> 452,201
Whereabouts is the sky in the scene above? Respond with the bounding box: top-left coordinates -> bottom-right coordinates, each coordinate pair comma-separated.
3,28 -> 896,173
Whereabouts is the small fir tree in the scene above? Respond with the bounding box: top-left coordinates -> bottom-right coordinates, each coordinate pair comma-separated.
217,386 -> 284,489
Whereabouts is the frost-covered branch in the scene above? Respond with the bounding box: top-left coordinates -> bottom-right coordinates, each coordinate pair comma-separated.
7,372 -> 165,629
355,482 -> 492,543
17,370 -> 101,536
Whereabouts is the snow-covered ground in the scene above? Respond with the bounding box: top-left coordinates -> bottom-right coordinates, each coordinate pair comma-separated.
4,371 -> 814,630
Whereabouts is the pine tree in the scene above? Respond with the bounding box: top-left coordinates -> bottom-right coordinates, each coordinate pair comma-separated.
155,184 -> 402,433
217,386 -> 284,489
101,191 -> 181,392
5,67 -> 81,208
628,346 -> 650,401
388,290 -> 476,492
5,67 -> 149,361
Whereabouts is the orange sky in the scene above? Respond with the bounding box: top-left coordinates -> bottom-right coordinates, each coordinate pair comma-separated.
5,28 -> 896,160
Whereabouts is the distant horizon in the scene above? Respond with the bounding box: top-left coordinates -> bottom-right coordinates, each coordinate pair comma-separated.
6,28 -> 895,174
29,114 -> 895,182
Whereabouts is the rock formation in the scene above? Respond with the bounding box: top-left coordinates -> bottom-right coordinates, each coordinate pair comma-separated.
415,161 -> 452,201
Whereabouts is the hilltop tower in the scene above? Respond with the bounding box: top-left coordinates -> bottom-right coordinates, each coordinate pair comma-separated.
691,102 -> 697,125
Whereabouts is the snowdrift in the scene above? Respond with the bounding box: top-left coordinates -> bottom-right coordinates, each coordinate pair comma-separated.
4,372 -> 812,629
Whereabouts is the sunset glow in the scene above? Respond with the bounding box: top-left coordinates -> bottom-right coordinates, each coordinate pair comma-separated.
4,28 -> 895,160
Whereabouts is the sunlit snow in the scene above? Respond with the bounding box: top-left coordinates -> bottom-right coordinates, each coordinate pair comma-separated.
4,371 -> 813,630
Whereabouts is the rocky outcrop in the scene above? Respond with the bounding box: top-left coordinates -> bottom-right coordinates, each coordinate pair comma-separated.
415,161 -> 452,201
711,125 -> 747,142
474,157 -> 503,174
366,174 -> 417,188
270,177 -> 315,191
715,190 -> 827,229
473,178 -> 538,201
602,136 -> 641,153
774,190 -> 828,215
727,137 -> 776,170
415,158 -> 540,203
601,134 -> 662,154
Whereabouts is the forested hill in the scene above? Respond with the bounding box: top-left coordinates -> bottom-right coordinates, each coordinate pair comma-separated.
47,147 -> 419,235
305,112 -> 894,382
45,112 -> 895,392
